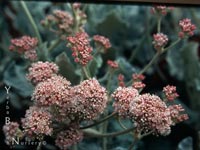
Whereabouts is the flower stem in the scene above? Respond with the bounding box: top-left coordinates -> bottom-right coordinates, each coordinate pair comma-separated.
83,126 -> 135,138
48,38 -> 62,51
20,1 -> 42,44
162,38 -> 181,53
83,66 -> 90,79
80,112 -> 117,129
157,16 -> 162,33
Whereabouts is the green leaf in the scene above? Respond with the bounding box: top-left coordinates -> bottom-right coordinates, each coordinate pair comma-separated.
89,55 -> 103,77
55,52 -> 79,84
3,62 -> 33,97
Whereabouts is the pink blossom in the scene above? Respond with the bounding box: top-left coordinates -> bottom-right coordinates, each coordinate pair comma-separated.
151,5 -> 174,15
118,74 -> 125,87
9,36 -> 38,60
178,18 -> 196,38
112,87 -> 139,118
153,33 -> 168,50
67,32 -> 93,66
107,60 -> 118,69
132,74 -> 145,81
93,35 -> 111,51
163,85 -> 179,101
130,94 -> 173,136
32,75 -> 71,107
67,78 -> 108,121
26,61 -> 59,85
55,124 -> 83,149
132,81 -> 146,90
21,106 -> 53,137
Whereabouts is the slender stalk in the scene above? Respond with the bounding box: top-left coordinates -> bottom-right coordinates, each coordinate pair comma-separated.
162,38 -> 181,53
128,139 -> 138,150
139,52 -> 160,74
80,112 -> 117,129
83,66 -> 90,79
48,38 -> 62,51
118,117 -> 128,129
83,126 -> 135,138
157,16 -> 162,33
20,1 -> 42,44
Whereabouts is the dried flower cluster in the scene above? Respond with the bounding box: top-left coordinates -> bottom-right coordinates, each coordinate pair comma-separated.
3,122 -> 22,145
151,5 -> 174,15
26,61 -> 59,85
178,18 -> 196,38
9,36 -> 38,61
132,73 -> 146,90
93,35 -> 111,52
55,125 -> 83,150
153,33 -> 168,51
67,32 -> 93,66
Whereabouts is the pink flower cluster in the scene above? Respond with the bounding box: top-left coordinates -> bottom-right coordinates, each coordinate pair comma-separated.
21,106 -> 53,137
163,85 -> 179,101
93,35 -> 111,51
130,94 -> 172,136
67,32 -> 93,66
32,75 -> 71,107
118,74 -> 125,87
26,61 -> 59,85
69,78 -> 108,120
55,124 -> 83,150
178,18 -> 196,38
132,73 -> 146,90
107,60 -> 119,69
151,5 -> 174,15
3,122 -> 22,145
112,85 -> 188,136
112,87 -> 139,118
9,36 -> 38,61
153,33 -> 168,51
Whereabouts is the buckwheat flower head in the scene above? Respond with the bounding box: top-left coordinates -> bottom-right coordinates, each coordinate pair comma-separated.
168,104 -> 188,124
55,125 -> 83,150
9,36 -> 38,60
93,35 -> 111,51
68,78 -> 108,121
3,122 -> 22,145
26,61 -> 59,85
163,85 -> 179,101
130,94 -> 173,136
112,87 -> 139,118
67,32 -> 93,66
118,74 -> 125,87
107,60 -> 118,69
178,18 -> 196,38
153,33 -> 168,50
132,81 -> 146,90
32,75 -> 71,107
21,106 -> 53,137
151,5 -> 174,15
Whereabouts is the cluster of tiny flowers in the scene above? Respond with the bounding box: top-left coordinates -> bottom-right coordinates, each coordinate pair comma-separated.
21,106 -> 53,137
178,18 -> 196,38
41,10 -> 74,35
55,125 -> 83,150
130,94 -> 173,136
32,75 -> 71,107
153,33 -> 168,51
26,61 -> 59,85
132,73 -> 146,90
163,85 -> 179,101
168,104 -> 188,124
68,78 -> 108,121
67,32 -> 93,66
9,36 -> 38,61
151,5 -> 174,15
112,87 -> 139,118
107,60 -> 119,69
93,35 -> 111,51
3,122 -> 22,145
118,74 -> 125,87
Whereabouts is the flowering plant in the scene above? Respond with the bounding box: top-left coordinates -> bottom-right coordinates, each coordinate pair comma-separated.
1,2 -> 199,150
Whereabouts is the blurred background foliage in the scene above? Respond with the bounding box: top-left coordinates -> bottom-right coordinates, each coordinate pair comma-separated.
0,1 -> 200,150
